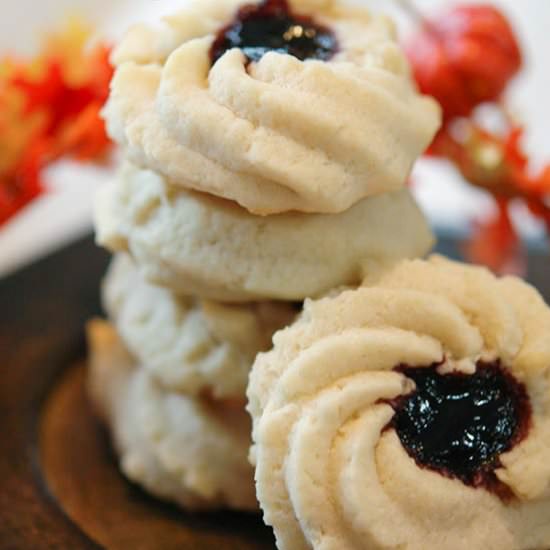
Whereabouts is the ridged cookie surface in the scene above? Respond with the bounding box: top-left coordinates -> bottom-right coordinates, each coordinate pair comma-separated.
103,0 -> 440,214
248,256 -> 550,550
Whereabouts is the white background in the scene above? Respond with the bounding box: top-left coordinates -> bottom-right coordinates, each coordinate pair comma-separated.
0,0 -> 548,277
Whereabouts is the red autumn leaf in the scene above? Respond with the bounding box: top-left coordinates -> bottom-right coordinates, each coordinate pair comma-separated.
431,121 -> 549,203
0,141 -> 46,225
464,199 -> 525,275
12,61 -> 98,141
56,101 -> 111,160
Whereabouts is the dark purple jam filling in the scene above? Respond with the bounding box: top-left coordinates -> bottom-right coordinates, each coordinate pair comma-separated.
389,361 -> 531,494
210,0 -> 338,66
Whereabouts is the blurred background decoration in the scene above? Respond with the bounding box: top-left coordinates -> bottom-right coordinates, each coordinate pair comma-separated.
0,18 -> 112,226
0,0 -> 548,277
403,3 -> 550,274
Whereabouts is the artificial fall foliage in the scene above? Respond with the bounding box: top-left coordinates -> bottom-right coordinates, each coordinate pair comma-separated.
0,18 -> 113,225
405,3 -> 550,273
406,4 -> 522,121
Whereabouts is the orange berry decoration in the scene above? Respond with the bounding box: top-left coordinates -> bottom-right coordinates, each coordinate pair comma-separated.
406,4 -> 522,120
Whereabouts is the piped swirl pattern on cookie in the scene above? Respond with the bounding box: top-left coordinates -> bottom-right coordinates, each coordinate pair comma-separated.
104,0 -> 441,215
210,0 -> 337,65
247,256 -> 550,550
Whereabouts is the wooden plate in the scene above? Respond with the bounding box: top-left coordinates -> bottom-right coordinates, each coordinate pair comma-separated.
1,235 -> 549,549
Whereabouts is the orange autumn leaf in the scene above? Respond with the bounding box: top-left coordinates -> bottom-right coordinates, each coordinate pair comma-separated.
56,101 -> 111,160
0,17 -> 113,226
0,141 -> 46,225
432,123 -> 549,214
464,200 -> 525,276
430,121 -> 550,269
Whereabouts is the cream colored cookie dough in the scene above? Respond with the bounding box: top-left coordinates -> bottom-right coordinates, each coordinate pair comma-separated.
87,319 -> 257,511
103,0 -> 440,215
95,163 -> 434,302
247,256 -> 550,550
102,254 -> 296,398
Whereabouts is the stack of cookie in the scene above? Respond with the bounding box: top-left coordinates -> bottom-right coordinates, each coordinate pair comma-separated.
89,0 -> 440,512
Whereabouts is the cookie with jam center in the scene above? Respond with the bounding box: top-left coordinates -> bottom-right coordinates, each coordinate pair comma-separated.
104,0 -> 441,215
248,255 -> 550,550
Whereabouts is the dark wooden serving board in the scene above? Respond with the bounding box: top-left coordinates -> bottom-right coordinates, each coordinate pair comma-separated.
0,234 -> 549,549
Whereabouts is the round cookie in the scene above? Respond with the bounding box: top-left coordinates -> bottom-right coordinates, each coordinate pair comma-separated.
103,254 -> 296,398
95,163 -> 435,302
247,256 -> 550,550
103,0 -> 440,215
87,319 -> 257,511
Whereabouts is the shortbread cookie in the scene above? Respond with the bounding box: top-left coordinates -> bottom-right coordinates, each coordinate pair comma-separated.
103,254 -> 296,398
248,256 -> 550,550
87,320 -> 257,511
95,163 -> 434,302
104,0 -> 440,215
